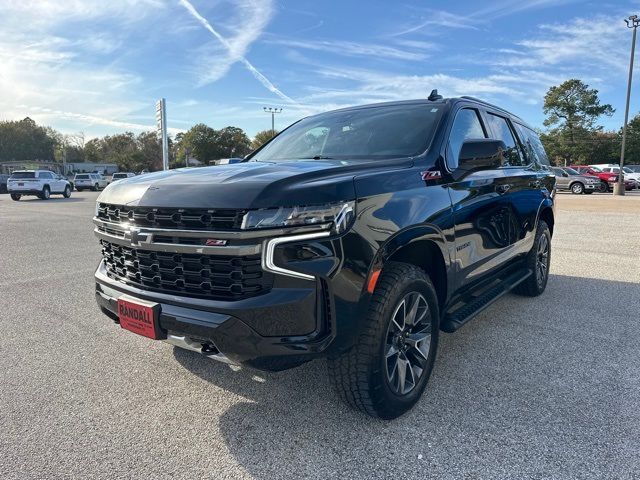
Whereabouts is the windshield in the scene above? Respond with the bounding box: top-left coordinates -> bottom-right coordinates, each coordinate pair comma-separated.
112,173 -> 126,178
75,174 -> 90,179
251,104 -> 443,162
564,168 -> 580,175
623,167 -> 634,173
10,172 -> 36,179
589,166 -> 602,172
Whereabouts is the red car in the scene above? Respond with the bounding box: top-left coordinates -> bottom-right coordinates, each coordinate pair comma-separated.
568,165 -> 635,192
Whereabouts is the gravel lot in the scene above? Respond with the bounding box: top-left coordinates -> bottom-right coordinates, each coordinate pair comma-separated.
1,190 -> 639,479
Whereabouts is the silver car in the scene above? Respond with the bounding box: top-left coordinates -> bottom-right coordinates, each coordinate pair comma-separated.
551,167 -> 601,194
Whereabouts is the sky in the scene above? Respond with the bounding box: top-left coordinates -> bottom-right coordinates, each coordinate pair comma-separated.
0,0 -> 639,139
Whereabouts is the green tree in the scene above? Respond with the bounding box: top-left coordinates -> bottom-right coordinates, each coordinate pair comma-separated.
175,124 -> 252,163
216,126 -> 252,158
251,129 -> 278,150
0,117 -> 58,161
542,79 -> 614,164
623,113 -> 640,164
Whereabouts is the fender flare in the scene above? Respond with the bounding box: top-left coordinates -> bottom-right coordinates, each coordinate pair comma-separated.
365,223 -> 452,294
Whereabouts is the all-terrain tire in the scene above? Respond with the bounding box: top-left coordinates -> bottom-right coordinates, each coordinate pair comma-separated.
327,262 -> 440,419
513,220 -> 551,297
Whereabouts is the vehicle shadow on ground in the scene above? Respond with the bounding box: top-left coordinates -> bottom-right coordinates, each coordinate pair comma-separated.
173,273 -> 640,479
12,197 -> 86,203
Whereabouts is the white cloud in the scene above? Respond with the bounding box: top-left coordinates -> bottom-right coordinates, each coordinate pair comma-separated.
265,38 -> 431,61
178,0 -> 295,103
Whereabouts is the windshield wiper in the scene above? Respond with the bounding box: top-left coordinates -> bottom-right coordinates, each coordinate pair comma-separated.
303,155 -> 334,160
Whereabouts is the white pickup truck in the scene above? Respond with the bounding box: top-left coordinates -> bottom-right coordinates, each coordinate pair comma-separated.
7,170 -> 72,201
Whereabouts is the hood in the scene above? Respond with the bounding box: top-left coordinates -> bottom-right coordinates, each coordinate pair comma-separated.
97,159 -> 409,209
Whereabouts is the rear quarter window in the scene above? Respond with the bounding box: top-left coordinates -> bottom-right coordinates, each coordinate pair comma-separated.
514,123 -> 550,167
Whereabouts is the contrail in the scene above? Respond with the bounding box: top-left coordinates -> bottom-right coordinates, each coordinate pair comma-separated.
178,0 -> 295,104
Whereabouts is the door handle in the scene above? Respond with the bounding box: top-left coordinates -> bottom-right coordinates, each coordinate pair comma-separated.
496,184 -> 511,194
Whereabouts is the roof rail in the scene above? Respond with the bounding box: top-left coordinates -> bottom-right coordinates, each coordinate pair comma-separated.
460,96 -> 515,116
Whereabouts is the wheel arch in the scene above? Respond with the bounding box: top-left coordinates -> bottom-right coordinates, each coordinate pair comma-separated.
368,226 -> 451,311
538,205 -> 554,237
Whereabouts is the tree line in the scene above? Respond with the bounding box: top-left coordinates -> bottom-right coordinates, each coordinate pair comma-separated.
0,79 -> 638,170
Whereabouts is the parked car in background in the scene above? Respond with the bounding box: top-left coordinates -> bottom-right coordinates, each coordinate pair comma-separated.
0,174 -> 9,193
568,165 -> 635,192
217,158 -> 244,165
551,167 -> 599,194
75,173 -> 108,191
626,164 -> 640,173
591,164 -> 640,187
111,172 -> 136,182
7,170 -> 72,200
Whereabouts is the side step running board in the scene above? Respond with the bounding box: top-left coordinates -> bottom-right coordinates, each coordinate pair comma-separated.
441,269 -> 532,333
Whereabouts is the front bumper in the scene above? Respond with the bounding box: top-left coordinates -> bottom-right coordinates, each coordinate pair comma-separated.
95,260 -> 336,370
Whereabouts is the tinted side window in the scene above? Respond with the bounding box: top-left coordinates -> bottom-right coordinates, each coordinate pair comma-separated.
515,123 -> 550,167
39,172 -> 52,179
447,108 -> 486,169
486,114 -> 523,167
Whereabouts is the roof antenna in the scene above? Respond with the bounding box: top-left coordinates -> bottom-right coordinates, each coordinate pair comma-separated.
428,89 -> 443,101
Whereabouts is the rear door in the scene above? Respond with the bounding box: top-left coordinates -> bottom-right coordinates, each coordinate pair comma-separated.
445,106 -> 514,287
484,113 -> 544,255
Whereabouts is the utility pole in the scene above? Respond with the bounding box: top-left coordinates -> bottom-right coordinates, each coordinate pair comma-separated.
263,107 -> 282,133
156,98 -> 169,171
614,14 -> 639,196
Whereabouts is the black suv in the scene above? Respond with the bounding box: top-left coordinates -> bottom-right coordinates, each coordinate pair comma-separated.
93,94 -> 555,419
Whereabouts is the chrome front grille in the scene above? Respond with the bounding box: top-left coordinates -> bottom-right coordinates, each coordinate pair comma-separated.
96,203 -> 247,230
100,240 -> 273,300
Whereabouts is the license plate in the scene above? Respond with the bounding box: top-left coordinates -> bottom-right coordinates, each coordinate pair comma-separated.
117,295 -> 161,339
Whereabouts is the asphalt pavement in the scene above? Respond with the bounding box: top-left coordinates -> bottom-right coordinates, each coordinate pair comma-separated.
0,190 -> 639,479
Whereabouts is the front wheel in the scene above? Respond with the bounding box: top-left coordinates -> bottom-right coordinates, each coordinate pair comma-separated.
63,185 -> 71,198
513,220 -> 551,297
570,182 -> 584,194
10,193 -> 21,201
92,183 -> 99,191
328,262 -> 440,419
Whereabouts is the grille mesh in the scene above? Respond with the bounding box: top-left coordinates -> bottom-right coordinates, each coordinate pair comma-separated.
100,240 -> 272,300
97,203 -> 247,230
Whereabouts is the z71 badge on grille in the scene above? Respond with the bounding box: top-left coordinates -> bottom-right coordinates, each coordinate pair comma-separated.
205,239 -> 228,246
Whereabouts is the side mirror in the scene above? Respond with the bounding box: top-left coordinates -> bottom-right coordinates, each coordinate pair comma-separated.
454,139 -> 506,180
562,172 -> 569,177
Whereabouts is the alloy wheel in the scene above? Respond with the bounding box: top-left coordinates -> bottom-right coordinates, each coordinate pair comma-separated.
536,234 -> 549,288
384,292 -> 432,396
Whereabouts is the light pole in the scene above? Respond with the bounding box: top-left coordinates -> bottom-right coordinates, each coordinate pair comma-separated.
263,107 -> 282,133
615,14 -> 639,196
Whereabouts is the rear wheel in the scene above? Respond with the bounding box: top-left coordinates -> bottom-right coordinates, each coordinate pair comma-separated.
570,182 -> 584,194
599,181 -> 609,193
10,193 -> 21,201
39,186 -> 50,200
513,220 -> 551,297
63,185 -> 71,198
328,262 -> 439,419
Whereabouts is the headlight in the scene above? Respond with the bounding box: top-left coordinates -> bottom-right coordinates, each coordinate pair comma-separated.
94,202 -> 100,217
608,176 -> 617,181
241,201 -> 355,234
